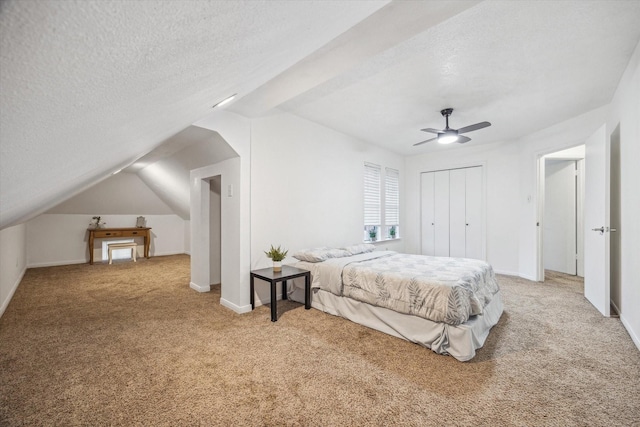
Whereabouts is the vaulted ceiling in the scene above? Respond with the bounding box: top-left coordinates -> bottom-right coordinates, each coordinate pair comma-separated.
1,0 -> 639,229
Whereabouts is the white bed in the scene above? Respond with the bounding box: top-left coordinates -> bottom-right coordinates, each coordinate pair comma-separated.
287,247 -> 503,361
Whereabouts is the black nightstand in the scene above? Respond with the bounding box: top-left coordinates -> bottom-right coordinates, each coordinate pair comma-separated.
250,265 -> 311,322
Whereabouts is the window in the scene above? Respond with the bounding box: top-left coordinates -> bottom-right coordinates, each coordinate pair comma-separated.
364,163 -> 381,241
385,167 -> 399,239
363,163 -> 399,242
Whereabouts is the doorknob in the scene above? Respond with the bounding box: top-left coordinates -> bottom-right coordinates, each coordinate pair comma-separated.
591,227 -> 605,235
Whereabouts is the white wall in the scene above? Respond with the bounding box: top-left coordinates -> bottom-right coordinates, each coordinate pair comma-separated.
250,111 -> 405,303
0,224 -> 27,318
26,214 -> 186,267
47,172 -> 175,215
606,41 -> 640,349
405,141 -> 521,276
191,110 -> 251,314
26,170 -> 188,266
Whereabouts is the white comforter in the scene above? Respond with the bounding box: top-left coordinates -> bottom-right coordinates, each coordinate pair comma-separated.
297,251 -> 500,325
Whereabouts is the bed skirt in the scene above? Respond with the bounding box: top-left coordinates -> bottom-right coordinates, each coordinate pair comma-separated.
288,280 -> 503,362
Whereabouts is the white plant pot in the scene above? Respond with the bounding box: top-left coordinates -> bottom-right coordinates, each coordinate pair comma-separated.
273,261 -> 282,272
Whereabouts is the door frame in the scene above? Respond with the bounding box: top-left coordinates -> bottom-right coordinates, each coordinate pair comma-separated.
535,144 -> 585,282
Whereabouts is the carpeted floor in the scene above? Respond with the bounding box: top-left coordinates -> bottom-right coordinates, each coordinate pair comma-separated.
1,255 -> 638,426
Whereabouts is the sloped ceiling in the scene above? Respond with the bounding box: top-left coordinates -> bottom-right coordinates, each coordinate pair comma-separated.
2,0 -> 640,230
135,126 -> 238,219
0,0 -> 388,229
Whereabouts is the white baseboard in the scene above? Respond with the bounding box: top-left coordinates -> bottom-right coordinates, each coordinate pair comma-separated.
0,266 -> 26,319
151,251 -> 186,257
27,258 -> 88,268
27,252 -> 189,268
493,269 -> 521,277
220,297 -> 252,314
620,315 -> 640,352
190,282 -> 210,293
518,273 -> 537,281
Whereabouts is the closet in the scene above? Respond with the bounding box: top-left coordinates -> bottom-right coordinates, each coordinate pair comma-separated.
420,166 -> 483,260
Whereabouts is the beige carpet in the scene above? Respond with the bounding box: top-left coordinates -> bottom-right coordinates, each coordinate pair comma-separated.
1,255 -> 638,426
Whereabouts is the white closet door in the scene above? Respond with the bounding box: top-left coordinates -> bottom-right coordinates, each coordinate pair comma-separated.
434,170 -> 450,257
465,166 -> 483,260
449,169 -> 467,258
420,172 -> 435,256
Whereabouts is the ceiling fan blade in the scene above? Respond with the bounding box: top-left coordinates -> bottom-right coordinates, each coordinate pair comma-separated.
413,137 -> 437,146
457,121 -> 491,134
456,135 -> 472,144
420,128 -> 441,134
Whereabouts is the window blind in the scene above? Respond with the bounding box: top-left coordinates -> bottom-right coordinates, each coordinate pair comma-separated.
364,163 -> 381,225
385,167 -> 399,225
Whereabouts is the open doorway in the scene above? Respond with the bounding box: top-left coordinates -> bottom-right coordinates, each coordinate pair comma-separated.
610,125 -> 621,317
210,176 -> 222,288
538,145 -> 585,281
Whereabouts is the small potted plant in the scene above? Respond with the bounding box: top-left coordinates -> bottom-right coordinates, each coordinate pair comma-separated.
368,226 -> 377,242
264,245 -> 288,272
389,226 -> 396,239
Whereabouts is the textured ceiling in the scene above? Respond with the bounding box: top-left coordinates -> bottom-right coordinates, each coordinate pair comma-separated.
1,0 -> 639,229
0,0 -> 388,228
233,0 -> 640,155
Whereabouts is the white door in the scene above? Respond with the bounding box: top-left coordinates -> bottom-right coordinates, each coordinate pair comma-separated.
434,171 -> 450,257
449,169 -> 466,257
583,125 -> 610,316
465,166 -> 483,260
544,160 -> 577,275
420,172 -> 435,256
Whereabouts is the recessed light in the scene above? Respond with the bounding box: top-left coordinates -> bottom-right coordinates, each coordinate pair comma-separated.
212,94 -> 237,109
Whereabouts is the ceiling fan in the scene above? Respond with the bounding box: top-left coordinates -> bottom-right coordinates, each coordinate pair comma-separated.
414,108 -> 491,146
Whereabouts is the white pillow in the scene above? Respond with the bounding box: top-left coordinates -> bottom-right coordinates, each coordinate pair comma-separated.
292,247 -> 350,262
341,244 -> 375,256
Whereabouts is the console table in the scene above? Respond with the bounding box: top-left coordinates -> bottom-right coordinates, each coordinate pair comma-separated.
87,227 -> 151,265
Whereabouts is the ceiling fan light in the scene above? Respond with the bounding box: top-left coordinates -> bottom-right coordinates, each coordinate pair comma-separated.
438,134 -> 458,144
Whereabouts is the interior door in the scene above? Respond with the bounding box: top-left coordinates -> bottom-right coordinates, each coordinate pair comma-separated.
434,170 -> 450,257
420,172 -> 435,256
583,125 -> 610,316
449,169 -> 466,258
465,166 -> 483,260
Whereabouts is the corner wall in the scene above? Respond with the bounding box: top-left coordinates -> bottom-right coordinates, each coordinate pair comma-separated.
0,224 -> 27,318
404,141 -> 521,276
250,111 -> 405,305
607,41 -> 640,349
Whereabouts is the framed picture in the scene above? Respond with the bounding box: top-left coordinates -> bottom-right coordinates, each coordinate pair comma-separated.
136,216 -> 146,228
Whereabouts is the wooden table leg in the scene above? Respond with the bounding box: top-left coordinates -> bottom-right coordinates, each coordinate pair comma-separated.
270,280 -> 277,322
88,232 -> 94,265
144,232 -> 150,258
